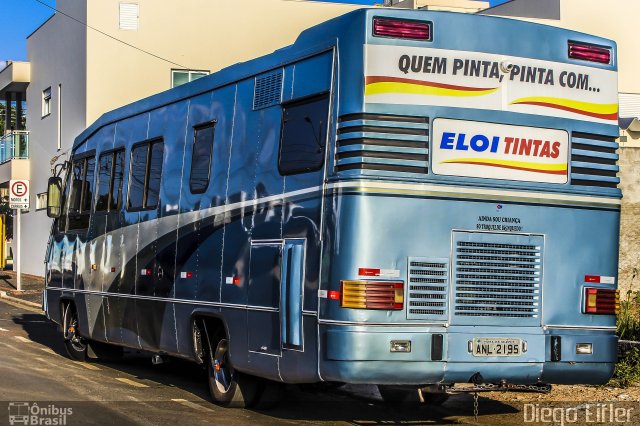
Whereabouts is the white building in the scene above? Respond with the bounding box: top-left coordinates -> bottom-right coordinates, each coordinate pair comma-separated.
0,0 -> 364,277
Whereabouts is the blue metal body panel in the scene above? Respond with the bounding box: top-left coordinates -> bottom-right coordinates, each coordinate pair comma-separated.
44,9 -> 620,387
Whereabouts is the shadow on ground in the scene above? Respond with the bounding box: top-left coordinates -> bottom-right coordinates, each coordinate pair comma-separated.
15,311 -> 518,424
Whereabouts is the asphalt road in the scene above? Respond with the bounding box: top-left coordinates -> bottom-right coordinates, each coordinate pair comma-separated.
0,299 -> 538,426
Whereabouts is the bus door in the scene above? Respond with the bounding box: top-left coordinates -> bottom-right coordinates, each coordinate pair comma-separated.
247,239 -> 305,353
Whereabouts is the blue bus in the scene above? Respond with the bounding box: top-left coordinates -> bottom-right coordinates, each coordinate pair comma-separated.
44,8 -> 620,407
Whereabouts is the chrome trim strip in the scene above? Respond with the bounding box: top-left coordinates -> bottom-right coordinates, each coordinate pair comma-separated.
544,325 -> 617,331
328,181 -> 621,208
318,319 -> 448,327
46,287 -> 279,312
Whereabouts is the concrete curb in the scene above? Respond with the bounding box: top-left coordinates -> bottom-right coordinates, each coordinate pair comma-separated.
0,291 -> 42,310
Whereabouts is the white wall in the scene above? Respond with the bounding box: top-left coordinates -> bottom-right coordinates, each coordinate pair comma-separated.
85,0 -> 362,124
21,0 -> 365,277
23,0 -> 87,276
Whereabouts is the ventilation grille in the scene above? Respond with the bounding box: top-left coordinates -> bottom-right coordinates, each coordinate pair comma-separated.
335,113 -> 429,175
253,71 -> 283,110
452,233 -> 542,325
407,258 -> 448,321
570,131 -> 619,189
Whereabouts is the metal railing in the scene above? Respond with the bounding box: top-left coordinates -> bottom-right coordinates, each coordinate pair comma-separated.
0,131 -> 29,164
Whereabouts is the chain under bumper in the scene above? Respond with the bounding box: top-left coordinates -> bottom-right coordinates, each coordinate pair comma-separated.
423,381 -> 553,395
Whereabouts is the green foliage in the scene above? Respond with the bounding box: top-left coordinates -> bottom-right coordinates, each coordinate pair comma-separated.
0,101 -> 27,135
618,290 -> 640,341
608,291 -> 640,387
610,347 -> 640,388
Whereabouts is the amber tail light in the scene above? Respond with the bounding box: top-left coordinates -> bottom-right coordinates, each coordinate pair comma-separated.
340,280 -> 404,310
584,287 -> 619,315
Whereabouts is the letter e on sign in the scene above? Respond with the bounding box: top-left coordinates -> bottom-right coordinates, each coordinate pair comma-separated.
9,179 -> 30,210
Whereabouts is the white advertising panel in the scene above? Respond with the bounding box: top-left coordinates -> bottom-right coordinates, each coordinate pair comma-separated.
364,45 -> 618,125
432,119 -> 569,184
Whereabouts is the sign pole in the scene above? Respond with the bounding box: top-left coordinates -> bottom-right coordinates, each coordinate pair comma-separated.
16,208 -> 21,292
9,179 -> 29,292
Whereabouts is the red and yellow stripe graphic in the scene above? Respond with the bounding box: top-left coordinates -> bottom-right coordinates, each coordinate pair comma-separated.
440,158 -> 567,175
365,76 -> 499,98
510,96 -> 618,121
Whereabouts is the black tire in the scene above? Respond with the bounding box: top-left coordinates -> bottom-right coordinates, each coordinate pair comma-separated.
62,305 -> 88,361
207,339 -> 260,408
253,379 -> 285,410
377,385 -> 420,404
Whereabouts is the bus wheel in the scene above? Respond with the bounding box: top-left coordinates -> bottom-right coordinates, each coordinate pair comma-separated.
62,305 -> 87,361
377,385 -> 420,404
207,339 -> 260,408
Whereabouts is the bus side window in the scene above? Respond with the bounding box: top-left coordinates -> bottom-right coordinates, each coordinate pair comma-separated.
66,155 -> 96,231
95,148 -> 125,213
278,94 -> 330,175
189,122 -> 216,194
111,149 -> 125,211
127,139 -> 164,211
95,153 -> 114,212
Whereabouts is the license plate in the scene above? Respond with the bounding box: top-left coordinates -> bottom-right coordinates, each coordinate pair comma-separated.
472,338 -> 523,357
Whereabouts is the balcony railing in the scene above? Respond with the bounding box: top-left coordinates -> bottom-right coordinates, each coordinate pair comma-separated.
0,131 -> 29,164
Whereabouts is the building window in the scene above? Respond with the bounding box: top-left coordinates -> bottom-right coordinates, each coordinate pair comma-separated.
42,87 -> 51,117
119,3 -> 139,31
171,70 -> 209,88
36,193 -> 48,211
278,94 -> 330,175
190,123 -> 215,194
127,139 -> 164,211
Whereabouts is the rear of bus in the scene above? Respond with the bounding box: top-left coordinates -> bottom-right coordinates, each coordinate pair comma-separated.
318,9 -> 619,387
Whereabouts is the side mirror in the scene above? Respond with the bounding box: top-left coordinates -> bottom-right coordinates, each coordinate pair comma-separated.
47,176 -> 63,218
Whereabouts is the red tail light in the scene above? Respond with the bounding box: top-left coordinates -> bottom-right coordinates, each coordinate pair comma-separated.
584,287 -> 619,315
568,42 -> 611,64
340,280 -> 404,310
373,18 -> 431,41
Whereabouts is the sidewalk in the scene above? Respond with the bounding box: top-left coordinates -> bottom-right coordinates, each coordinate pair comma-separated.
0,271 -> 44,306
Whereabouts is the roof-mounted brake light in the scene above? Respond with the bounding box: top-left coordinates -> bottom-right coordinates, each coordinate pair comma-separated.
373,18 -> 431,41
568,42 -> 611,64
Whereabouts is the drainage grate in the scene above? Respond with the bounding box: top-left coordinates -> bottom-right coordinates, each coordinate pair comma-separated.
452,233 -> 542,325
407,257 -> 448,321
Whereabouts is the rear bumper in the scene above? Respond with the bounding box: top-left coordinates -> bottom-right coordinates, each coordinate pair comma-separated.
320,325 -> 616,385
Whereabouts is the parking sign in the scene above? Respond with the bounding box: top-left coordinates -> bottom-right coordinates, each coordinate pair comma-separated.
9,180 -> 29,210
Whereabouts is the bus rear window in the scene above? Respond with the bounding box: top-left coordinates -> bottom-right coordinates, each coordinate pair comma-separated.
278,94 -> 329,175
